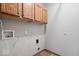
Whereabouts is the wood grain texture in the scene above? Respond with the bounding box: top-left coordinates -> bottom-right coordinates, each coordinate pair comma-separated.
34,4 -> 42,22
0,3 -> 48,24
23,3 -> 34,20
42,9 -> 48,24
1,3 -> 19,16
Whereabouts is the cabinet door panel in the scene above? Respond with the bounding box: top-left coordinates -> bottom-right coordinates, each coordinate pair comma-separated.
0,4 -> 1,12
23,3 -> 34,19
42,9 -> 48,24
35,4 -> 42,22
1,3 -> 18,16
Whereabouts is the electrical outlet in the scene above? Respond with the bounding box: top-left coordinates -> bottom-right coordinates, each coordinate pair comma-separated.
38,47 -> 40,50
36,39 -> 39,44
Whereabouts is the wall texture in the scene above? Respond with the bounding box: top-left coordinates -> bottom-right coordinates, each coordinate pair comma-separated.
0,19 -> 45,56
45,3 -> 79,56
0,20 -> 2,40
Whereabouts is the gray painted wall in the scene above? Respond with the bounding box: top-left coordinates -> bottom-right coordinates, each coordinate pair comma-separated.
2,19 -> 45,37
45,3 -> 79,56
0,3 -> 47,55
0,20 -> 2,40
0,19 -> 45,56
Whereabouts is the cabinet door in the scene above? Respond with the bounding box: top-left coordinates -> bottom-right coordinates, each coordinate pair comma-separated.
42,9 -> 48,24
34,4 -> 42,22
1,3 -> 19,16
22,3 -> 34,20
0,4 -> 1,12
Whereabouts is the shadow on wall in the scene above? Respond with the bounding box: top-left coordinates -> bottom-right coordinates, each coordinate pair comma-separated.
51,3 -> 62,25
46,3 -> 62,35
0,20 -> 2,40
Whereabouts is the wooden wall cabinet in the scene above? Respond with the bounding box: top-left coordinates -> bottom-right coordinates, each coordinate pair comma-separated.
0,4 -> 1,12
34,4 -> 42,23
0,3 -> 48,24
42,9 -> 48,24
1,3 -> 19,16
22,3 -> 34,20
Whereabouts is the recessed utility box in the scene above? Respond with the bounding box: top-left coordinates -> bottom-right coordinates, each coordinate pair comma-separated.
36,39 -> 39,44
2,30 -> 15,39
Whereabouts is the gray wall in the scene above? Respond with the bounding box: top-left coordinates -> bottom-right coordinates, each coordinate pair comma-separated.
0,18 -> 45,56
0,3 -> 47,55
45,3 -> 79,56
0,20 -> 2,40
2,19 -> 45,37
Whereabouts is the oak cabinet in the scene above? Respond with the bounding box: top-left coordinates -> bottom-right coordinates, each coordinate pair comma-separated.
34,4 -> 42,22
22,3 -> 34,20
0,3 -> 48,24
1,3 -> 19,16
42,9 -> 48,24
0,4 -> 1,12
